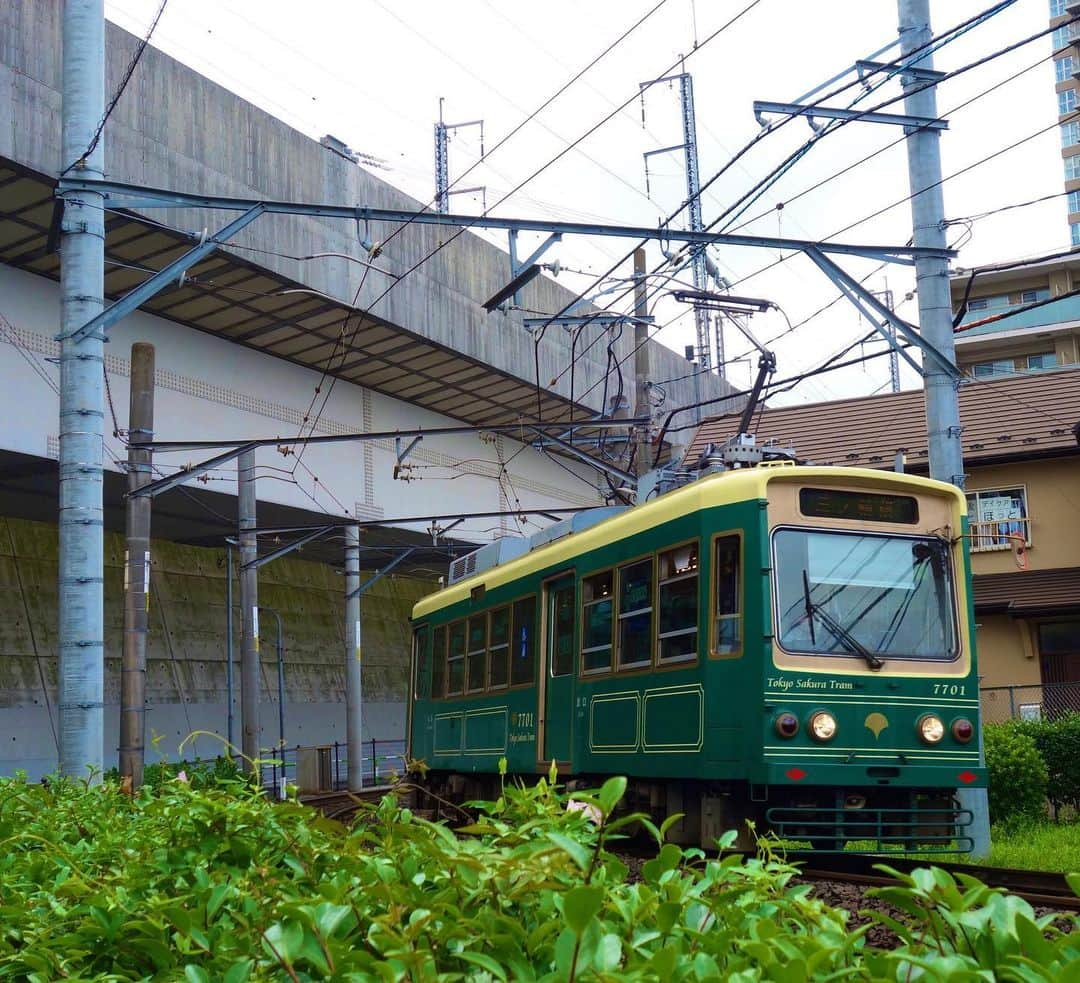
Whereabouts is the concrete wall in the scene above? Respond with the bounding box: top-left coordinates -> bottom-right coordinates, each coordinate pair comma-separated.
0,0 -> 725,417
0,515 -> 432,780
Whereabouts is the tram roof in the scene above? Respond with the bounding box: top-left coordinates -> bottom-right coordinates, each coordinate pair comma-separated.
413,465 -> 965,619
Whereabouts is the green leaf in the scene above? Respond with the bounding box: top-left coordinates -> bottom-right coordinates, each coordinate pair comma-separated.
222,960 -> 253,983
184,966 -> 211,983
656,902 -> 681,935
563,885 -> 604,936
458,950 -> 508,980
597,776 -> 627,817
547,831 -> 592,872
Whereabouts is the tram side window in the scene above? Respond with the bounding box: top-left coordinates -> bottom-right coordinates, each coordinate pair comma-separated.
658,543 -> 699,662
582,571 -> 614,673
510,596 -> 537,685
466,615 -> 487,693
447,620 -> 466,695
488,607 -> 510,688
550,581 -> 576,677
431,626 -> 447,698
618,557 -> 654,668
713,535 -> 742,655
413,625 -> 430,699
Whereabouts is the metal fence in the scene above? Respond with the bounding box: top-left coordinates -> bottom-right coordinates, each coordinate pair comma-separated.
981,683 -> 1080,724
259,739 -> 406,797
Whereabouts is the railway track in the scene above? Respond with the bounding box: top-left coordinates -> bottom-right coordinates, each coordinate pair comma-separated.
790,851 -> 1080,912
299,785 -> 400,820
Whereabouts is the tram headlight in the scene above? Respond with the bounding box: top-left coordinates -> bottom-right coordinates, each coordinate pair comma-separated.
775,712 -> 799,739
808,711 -> 837,742
951,717 -> 974,744
917,714 -> 945,745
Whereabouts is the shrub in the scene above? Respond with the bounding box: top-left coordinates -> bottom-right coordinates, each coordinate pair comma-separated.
985,721 -> 1048,824
1015,714 -> 1080,819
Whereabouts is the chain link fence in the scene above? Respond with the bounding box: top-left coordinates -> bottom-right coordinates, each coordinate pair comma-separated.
981,683 -> 1080,724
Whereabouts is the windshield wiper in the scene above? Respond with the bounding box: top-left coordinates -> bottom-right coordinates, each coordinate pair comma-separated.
800,570 -> 884,671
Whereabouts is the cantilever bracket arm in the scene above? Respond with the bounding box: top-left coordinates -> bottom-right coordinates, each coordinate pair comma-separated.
346,547 -> 417,600
803,247 -> 962,380
58,203 -> 266,345
243,524 -> 336,571
394,435 -> 423,478
752,100 -> 948,133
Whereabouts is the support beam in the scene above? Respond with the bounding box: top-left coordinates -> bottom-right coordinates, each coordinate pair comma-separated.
753,100 -> 948,131
242,524 -> 335,571
632,249 -> 652,479
238,450 -> 260,775
58,0 -> 106,780
119,342 -> 154,789
530,426 -> 637,487
56,178 -> 955,263
344,526 -> 362,790
64,204 -> 266,343
803,246 -> 960,378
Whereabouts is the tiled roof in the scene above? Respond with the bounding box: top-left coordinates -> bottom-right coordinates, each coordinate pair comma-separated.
973,567 -> 1080,616
685,366 -> 1080,471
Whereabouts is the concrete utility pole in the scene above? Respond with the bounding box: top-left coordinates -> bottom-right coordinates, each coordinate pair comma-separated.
632,248 -> 652,478
119,343 -> 154,788
58,0 -> 106,778
898,0 -> 990,857
344,526 -> 363,789
238,450 -> 260,774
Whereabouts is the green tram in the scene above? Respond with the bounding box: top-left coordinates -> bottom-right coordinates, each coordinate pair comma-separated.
407,465 -> 984,850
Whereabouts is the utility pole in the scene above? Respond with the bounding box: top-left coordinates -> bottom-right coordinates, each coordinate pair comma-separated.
119,343 -> 154,788
898,0 -> 989,857
632,248 -> 651,478
344,526 -> 363,789
238,450 -> 260,775
58,0 -> 106,778
434,98 -> 485,214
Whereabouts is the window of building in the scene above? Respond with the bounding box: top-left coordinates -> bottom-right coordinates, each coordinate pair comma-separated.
1070,190 -> 1080,214
413,626 -> 430,700
1054,25 -> 1072,50
446,620 -> 466,695
1073,221 -> 1080,247
1028,351 -> 1058,370
1021,289 -> 1039,303
967,297 -> 988,311
1068,152 -> 1080,178
582,571 -> 614,673
713,535 -> 742,655
488,607 -> 510,688
965,487 -> 1030,552
1065,121 -> 1080,147
1060,89 -> 1079,117
1052,0 -> 1068,17
466,615 -> 487,693
617,558 -> 654,668
432,626 -> 446,698
510,596 -> 536,685
658,542 -> 699,662
1058,55 -> 1076,83
972,358 -> 1015,378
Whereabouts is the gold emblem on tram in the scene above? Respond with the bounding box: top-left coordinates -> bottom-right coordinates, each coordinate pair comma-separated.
865,712 -> 889,739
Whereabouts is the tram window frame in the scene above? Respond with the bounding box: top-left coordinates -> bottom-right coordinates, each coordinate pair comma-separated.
581,569 -> 615,674
413,625 -> 431,700
510,595 -> 538,686
548,578 -> 576,678
488,606 -> 511,689
466,615 -> 488,693
657,541 -> 700,664
446,620 -> 466,696
710,532 -> 744,659
431,625 -> 447,698
617,555 -> 655,669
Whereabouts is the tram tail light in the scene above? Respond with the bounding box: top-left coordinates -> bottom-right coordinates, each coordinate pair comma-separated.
775,712 -> 799,738
951,718 -> 974,744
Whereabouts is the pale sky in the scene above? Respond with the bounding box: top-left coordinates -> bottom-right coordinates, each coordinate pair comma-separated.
104,0 -> 1062,408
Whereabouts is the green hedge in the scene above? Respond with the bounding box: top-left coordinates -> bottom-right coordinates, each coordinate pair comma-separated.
1015,714 -> 1080,819
984,721 -> 1048,825
1,767 -> 1080,979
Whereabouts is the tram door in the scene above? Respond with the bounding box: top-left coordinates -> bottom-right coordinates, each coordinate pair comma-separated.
539,574 -> 576,764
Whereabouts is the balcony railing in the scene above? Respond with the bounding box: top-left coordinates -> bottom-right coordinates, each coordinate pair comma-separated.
968,516 -> 1030,554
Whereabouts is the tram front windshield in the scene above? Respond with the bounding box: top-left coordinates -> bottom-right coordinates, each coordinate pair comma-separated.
773,529 -> 957,662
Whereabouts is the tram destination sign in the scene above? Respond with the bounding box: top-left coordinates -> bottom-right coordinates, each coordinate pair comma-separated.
799,488 -> 919,524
